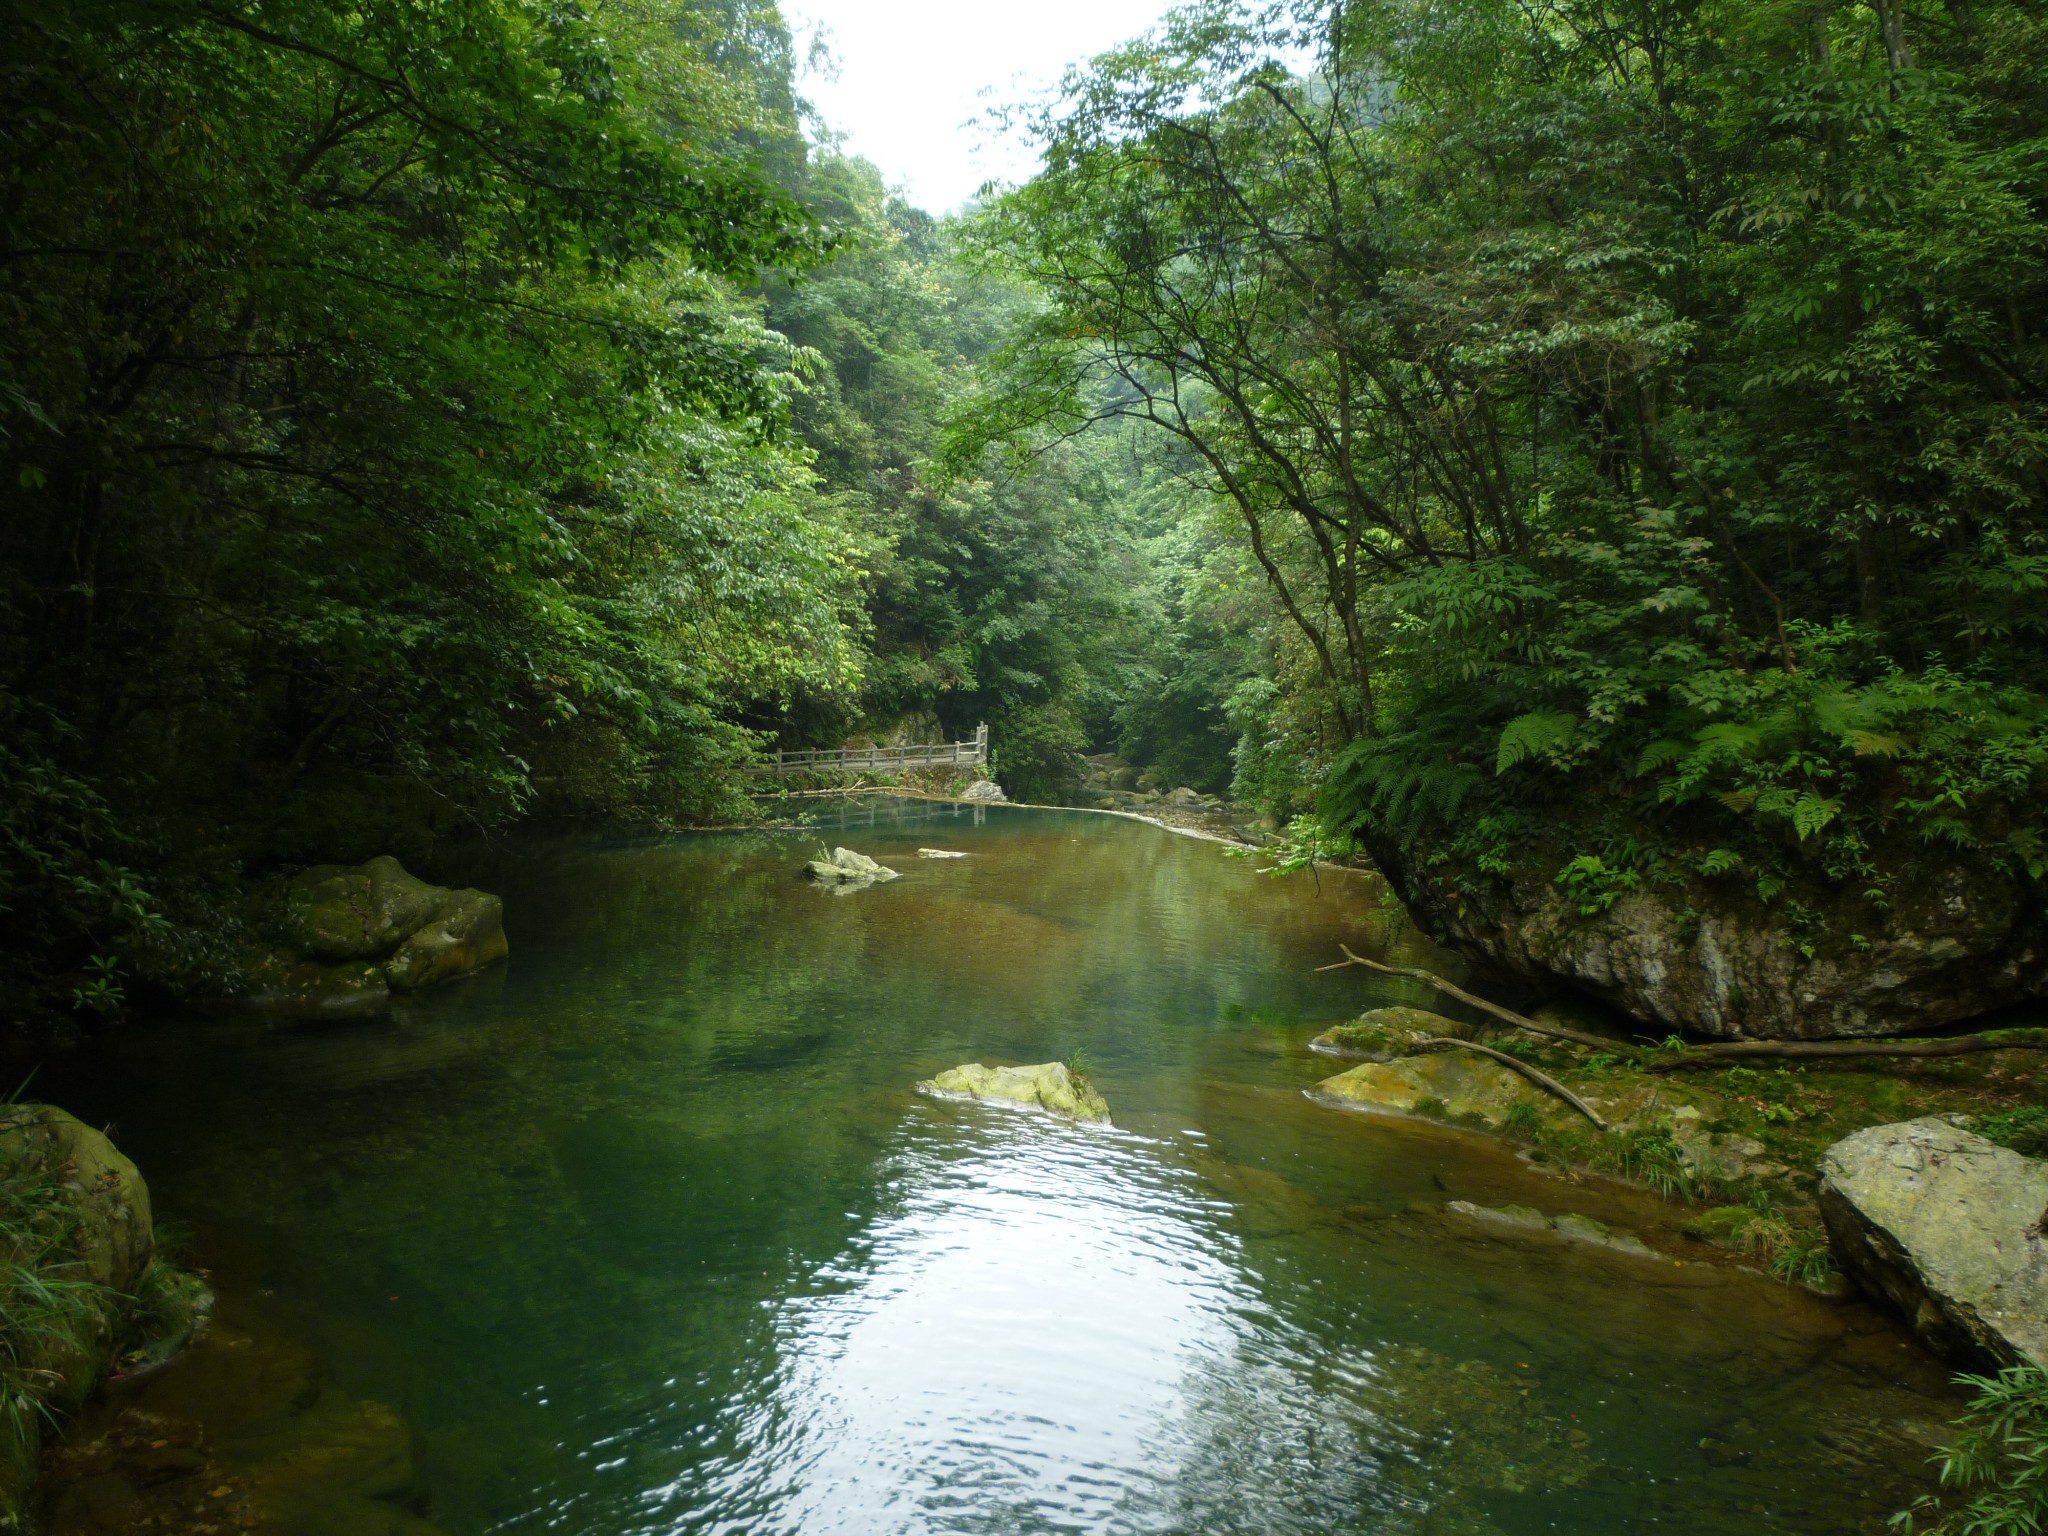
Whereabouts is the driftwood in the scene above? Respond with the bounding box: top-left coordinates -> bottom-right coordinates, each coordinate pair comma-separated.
1315,945 -> 1621,1050
1416,1037 -> 1612,1133
1643,1035 -> 2048,1072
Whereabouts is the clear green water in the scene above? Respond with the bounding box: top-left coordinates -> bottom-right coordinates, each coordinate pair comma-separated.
39,800 -> 1953,1534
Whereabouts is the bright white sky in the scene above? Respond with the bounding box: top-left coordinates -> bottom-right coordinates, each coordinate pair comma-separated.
782,1 -> 1184,214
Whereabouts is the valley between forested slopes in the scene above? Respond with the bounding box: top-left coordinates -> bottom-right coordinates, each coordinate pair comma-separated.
1,0 -> 2046,1528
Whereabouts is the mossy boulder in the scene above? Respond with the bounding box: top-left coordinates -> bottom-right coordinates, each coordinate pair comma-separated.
1313,1050 -> 1549,1128
0,1104 -> 180,1531
919,1062 -> 1111,1124
242,856 -> 506,1013
0,1105 -> 152,1294
1309,1006 -> 1472,1061
803,847 -> 899,885
1682,1205 -> 1762,1250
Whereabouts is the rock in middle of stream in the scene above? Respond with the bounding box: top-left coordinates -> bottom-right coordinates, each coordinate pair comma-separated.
919,1062 -> 1112,1124
803,847 -> 899,885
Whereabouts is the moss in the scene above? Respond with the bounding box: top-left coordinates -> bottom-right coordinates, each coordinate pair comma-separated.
0,1109 -> 205,1532
1683,1206 -> 1758,1246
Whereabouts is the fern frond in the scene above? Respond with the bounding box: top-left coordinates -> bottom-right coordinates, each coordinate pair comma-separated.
1495,710 -> 1578,775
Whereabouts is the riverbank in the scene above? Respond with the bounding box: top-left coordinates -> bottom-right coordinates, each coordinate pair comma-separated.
1302,987 -> 2046,1282
12,801 -> 2028,1532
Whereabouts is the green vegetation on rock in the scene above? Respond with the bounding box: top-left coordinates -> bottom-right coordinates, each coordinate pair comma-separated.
0,1104 -> 202,1530
920,1062 -> 1112,1125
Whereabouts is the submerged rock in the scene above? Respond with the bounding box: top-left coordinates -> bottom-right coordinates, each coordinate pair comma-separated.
1310,1005 -> 1472,1061
242,856 -> 507,1013
1365,1344 -> 1599,1502
916,848 -> 969,859
919,1062 -> 1111,1124
803,846 -> 899,885
1818,1117 -> 2048,1368
1445,1200 -> 1659,1258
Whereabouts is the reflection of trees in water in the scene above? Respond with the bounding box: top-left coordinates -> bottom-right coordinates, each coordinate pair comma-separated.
30,810 -> 1951,1534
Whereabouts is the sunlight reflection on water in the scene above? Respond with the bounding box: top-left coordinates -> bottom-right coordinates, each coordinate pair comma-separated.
669,1110 -> 1392,1536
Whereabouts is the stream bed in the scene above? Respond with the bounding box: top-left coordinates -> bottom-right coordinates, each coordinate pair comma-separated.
32,799 -> 1955,1534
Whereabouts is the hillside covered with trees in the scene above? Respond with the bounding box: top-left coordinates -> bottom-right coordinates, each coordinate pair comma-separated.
3,0 -> 2046,1036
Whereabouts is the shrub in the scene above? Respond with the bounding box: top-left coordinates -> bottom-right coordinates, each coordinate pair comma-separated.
1894,1366 -> 2048,1535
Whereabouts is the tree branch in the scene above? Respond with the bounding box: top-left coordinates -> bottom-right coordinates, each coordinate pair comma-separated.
1417,1037 -> 1610,1132
1316,945 -> 1625,1049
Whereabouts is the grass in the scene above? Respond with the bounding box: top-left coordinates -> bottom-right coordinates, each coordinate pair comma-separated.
0,1167 -> 118,1526
1976,1105 -> 2048,1157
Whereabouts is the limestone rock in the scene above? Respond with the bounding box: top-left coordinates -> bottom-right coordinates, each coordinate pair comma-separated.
0,1104 -> 153,1293
244,857 -> 506,1011
1817,1117 -> 2048,1368
960,778 -> 1008,803
920,1062 -> 1111,1124
1550,1211 -> 1656,1256
1445,1200 -> 1550,1234
1667,1104 -> 1785,1184
1312,1049 -> 1548,1128
1310,1006 -> 1472,1061
1359,826 -> 2048,1039
280,856 -> 449,962
803,847 -> 899,884
916,848 -> 969,859
383,887 -> 508,991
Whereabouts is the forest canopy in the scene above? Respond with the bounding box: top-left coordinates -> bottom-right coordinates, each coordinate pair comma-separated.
966,0 -> 2048,928
3,0 -> 2045,1014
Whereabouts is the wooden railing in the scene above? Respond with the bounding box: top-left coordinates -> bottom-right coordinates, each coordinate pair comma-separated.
761,723 -> 988,778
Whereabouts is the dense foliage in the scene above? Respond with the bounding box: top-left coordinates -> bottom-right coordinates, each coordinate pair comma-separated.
0,0 -> 857,1006
756,162 -> 1164,803
969,0 -> 2048,918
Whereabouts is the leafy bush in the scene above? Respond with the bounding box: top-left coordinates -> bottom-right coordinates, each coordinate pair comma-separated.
1894,1366 -> 2048,1536
991,703 -> 1089,804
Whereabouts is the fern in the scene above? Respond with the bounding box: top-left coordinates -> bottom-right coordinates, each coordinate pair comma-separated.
1495,710 -> 1578,774
1323,732 -> 1489,851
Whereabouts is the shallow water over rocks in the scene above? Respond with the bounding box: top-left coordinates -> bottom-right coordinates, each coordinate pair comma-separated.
34,799 -> 1957,1534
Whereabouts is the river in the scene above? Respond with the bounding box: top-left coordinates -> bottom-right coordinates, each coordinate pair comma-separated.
32,798 -> 1955,1534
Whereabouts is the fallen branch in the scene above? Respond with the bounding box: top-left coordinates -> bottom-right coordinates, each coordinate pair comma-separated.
1417,1037 -> 1612,1133
1644,1035 -> 2048,1072
1316,946 -> 1622,1050
752,780 -> 878,799
1315,947 -> 2048,1072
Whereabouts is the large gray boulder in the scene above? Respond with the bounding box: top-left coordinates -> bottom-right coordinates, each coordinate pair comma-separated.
1817,1118 -> 2048,1369
1361,827 -> 2048,1039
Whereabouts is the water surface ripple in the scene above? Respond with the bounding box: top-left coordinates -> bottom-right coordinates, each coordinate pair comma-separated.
36,800 -> 1954,1535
